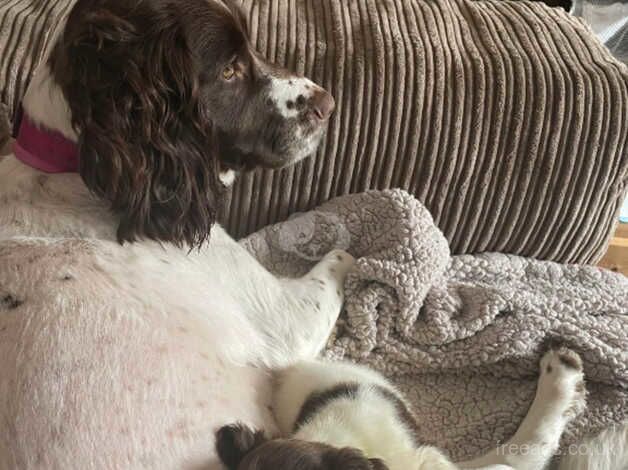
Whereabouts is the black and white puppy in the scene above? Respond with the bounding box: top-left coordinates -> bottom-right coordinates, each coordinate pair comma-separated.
216,348 -> 587,470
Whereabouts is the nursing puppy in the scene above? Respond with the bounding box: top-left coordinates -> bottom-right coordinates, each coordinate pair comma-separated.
216,348 -> 587,470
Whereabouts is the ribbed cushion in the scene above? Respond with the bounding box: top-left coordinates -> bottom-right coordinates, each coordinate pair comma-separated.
2,0 -> 627,263
230,0 -> 628,263
0,0 -> 73,131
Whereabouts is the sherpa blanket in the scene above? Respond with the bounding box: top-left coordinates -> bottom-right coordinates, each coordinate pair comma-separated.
3,0 -> 628,264
241,189 -> 628,462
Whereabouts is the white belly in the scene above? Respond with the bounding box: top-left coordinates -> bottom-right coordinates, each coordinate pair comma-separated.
0,237 -> 276,469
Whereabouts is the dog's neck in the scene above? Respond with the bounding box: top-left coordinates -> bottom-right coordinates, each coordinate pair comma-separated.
20,12 -> 74,143
15,64 -> 237,185
21,64 -> 77,143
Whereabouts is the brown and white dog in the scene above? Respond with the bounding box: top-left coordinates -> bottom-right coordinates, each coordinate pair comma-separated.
1,0 -> 626,468
0,0 -> 351,468
215,349 -> 588,470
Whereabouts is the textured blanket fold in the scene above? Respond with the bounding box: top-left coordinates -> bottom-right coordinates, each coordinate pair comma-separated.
242,189 -> 628,461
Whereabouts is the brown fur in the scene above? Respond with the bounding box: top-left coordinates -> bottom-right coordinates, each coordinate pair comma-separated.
215,423 -> 389,470
48,0 -> 332,247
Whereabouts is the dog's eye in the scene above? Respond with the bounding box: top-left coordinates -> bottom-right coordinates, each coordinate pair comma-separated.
222,65 -> 235,81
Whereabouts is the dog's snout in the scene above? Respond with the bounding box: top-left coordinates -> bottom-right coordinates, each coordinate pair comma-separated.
260,73 -> 334,164
309,89 -> 335,121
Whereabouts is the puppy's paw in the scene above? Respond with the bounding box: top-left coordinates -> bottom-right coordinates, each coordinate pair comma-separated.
539,347 -> 587,420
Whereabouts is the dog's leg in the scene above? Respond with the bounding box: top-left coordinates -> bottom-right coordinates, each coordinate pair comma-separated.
245,249 -> 355,368
289,249 -> 356,357
460,348 -> 586,470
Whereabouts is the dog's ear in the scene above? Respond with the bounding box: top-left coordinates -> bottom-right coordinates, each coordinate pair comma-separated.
215,423 -> 268,469
325,448 -> 388,470
50,1 -> 224,248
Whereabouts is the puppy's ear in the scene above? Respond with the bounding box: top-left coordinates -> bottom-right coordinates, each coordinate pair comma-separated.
50,1 -> 224,248
368,458 -> 390,470
325,448 -> 387,470
215,423 -> 267,469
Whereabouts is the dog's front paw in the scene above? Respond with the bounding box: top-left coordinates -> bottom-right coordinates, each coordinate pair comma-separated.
321,249 -> 356,280
539,347 -> 587,420
309,249 -> 355,298
298,249 -> 355,314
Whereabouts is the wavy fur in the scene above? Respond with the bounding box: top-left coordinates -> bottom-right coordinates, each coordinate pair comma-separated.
50,0 -> 224,247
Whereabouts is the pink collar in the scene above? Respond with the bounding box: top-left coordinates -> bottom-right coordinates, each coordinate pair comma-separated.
13,110 -> 79,173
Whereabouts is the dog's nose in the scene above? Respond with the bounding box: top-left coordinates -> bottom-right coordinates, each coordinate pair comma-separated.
309,89 -> 335,121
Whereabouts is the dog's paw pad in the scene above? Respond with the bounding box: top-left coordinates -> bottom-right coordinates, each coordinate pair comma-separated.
556,348 -> 583,371
539,347 -> 587,419
541,347 -> 583,375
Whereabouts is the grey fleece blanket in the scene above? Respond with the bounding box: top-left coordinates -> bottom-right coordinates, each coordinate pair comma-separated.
241,189 -> 628,462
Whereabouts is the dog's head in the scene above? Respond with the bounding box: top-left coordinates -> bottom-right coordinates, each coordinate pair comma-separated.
49,0 -> 334,247
215,424 -> 390,470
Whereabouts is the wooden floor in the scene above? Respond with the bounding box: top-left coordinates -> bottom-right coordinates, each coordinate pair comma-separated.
598,223 -> 628,276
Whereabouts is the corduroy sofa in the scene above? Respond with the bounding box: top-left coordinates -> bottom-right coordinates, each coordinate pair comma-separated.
1,0 -> 627,263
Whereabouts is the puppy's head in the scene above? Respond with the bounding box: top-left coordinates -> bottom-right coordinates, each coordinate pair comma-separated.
50,0 -> 334,247
215,424 -> 389,470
